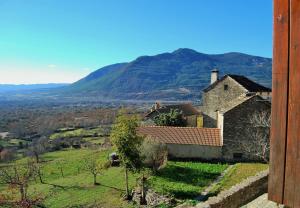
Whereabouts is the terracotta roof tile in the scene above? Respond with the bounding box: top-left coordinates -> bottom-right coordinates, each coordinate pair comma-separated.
137,126 -> 222,146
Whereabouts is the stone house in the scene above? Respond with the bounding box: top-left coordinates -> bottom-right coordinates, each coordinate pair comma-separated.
201,70 -> 271,128
219,95 -> 271,161
144,103 -> 202,127
139,70 -> 271,161
137,126 -> 222,159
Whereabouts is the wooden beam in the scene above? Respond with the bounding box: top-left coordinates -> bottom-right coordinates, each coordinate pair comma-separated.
284,0 -> 300,207
268,0 -> 290,204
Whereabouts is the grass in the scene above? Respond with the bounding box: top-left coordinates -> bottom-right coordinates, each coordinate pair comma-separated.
49,127 -> 103,140
0,146 -> 268,207
0,138 -> 29,148
209,163 -> 269,195
82,137 -> 106,145
1,149 -> 138,208
147,161 -> 228,199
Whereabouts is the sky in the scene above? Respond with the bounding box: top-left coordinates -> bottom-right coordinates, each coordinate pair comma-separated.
0,0 -> 273,84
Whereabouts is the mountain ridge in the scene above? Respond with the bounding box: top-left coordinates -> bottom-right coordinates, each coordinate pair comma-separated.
60,48 -> 273,101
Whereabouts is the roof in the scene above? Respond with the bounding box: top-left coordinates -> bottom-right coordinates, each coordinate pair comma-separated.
203,74 -> 272,93
220,95 -> 271,114
137,126 -> 222,146
219,94 -> 255,113
145,103 -> 200,118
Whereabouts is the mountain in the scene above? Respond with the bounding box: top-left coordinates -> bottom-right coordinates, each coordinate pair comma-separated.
63,48 -> 272,101
0,83 -> 69,93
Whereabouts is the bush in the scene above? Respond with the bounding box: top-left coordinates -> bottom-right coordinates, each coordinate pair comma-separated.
153,109 -> 186,127
141,137 -> 168,173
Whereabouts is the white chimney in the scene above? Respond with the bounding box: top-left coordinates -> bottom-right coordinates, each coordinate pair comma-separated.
154,102 -> 160,110
211,69 -> 219,84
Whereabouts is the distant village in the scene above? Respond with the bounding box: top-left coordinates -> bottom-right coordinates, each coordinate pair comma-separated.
139,69 -> 271,162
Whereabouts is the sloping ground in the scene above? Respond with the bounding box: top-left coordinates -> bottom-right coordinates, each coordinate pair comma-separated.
209,163 -> 269,195
0,149 -> 138,208
147,161 -> 228,199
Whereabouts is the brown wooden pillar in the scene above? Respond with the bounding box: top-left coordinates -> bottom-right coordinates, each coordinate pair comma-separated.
269,0 -> 300,207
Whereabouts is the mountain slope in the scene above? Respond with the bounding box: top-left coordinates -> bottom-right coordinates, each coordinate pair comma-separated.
65,48 -> 272,101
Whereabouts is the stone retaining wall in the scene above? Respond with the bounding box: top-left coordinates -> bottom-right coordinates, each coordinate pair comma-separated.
196,170 -> 269,208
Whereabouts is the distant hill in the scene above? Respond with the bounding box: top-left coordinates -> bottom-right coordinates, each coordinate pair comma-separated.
63,48 -> 272,101
0,83 -> 69,93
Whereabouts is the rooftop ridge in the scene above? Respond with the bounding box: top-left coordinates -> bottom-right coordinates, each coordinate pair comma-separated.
139,125 -> 220,130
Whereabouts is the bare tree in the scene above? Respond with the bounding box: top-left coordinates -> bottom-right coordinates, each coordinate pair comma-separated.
0,160 -> 37,202
0,148 -> 17,163
238,111 -> 271,162
26,136 -> 49,163
141,137 -> 168,173
56,159 -> 66,178
83,156 -> 110,185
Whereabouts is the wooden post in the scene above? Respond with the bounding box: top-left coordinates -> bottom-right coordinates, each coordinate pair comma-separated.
269,0 -> 300,207
268,0 -> 290,204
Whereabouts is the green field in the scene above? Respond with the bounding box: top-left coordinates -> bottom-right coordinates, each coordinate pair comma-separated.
0,148 -> 269,207
0,138 -> 29,148
49,127 -> 104,140
147,161 -> 228,199
209,163 -> 269,195
2,149 -> 138,208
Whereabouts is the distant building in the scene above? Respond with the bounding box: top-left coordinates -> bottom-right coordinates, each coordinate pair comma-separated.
140,70 -> 271,161
144,103 -> 202,127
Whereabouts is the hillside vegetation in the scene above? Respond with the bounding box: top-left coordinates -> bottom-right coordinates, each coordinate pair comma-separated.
63,48 -> 272,101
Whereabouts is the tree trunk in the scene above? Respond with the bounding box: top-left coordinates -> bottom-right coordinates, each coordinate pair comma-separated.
141,173 -> 146,204
93,174 -> 97,185
125,168 -> 129,199
38,168 -> 44,184
60,167 -> 64,177
35,152 -> 39,163
19,185 -> 25,201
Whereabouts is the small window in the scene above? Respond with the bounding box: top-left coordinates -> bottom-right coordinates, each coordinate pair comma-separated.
233,153 -> 243,159
224,84 -> 228,90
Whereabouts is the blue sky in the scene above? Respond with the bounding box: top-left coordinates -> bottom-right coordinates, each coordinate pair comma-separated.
0,0 -> 272,84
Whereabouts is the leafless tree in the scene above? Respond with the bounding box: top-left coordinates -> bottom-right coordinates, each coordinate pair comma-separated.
83,156 -> 110,185
0,148 -> 17,162
26,137 -> 49,163
55,159 -> 66,178
238,111 -> 271,162
141,137 -> 168,173
0,160 -> 37,202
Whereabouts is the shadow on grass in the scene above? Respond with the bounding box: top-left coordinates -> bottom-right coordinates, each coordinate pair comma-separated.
155,164 -> 221,186
44,182 -> 124,192
169,190 -> 202,199
44,182 -> 85,191
98,183 -> 124,192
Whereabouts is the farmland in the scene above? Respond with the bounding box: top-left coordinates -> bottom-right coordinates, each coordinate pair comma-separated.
0,147 -> 268,208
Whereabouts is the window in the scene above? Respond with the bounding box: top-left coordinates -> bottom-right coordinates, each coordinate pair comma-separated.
224,84 -> 228,90
233,153 -> 243,159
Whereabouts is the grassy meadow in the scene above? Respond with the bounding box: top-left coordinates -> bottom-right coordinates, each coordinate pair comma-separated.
1,149 -> 138,208
209,163 -> 269,195
0,127 -> 269,207
148,161 -> 228,199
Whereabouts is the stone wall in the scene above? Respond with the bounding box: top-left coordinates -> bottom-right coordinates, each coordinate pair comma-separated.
186,115 -> 197,127
196,170 -> 269,208
167,144 -> 222,159
222,96 -> 271,161
201,76 -> 248,128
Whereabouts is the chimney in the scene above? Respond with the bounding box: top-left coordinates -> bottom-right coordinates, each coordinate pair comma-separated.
211,69 -> 219,84
216,110 -> 224,145
154,102 -> 160,110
